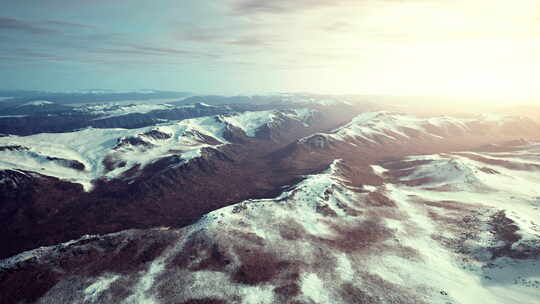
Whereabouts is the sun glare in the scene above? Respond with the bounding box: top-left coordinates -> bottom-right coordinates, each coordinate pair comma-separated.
289,0 -> 540,102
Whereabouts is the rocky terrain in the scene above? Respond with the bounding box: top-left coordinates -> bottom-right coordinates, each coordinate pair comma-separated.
0,94 -> 539,304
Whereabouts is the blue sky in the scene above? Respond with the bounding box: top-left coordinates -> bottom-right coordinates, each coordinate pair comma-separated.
1,0 -> 540,100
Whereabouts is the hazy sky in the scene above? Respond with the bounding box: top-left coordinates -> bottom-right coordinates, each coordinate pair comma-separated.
1,0 -> 540,99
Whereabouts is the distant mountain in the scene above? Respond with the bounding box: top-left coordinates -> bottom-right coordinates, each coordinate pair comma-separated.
0,90 -> 191,107
0,93 -> 360,136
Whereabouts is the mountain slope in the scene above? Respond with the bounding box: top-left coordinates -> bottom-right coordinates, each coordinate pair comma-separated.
2,143 -> 539,303
0,109 -> 315,191
280,111 -> 539,172
304,111 -> 538,147
0,106 -> 352,260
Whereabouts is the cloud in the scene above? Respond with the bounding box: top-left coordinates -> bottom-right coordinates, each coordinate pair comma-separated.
179,27 -> 223,43
131,45 -> 216,58
225,36 -> 268,46
94,44 -> 217,59
322,21 -> 352,32
230,0 -> 341,14
176,25 -> 276,48
0,47 -> 74,63
0,17 -> 95,35
0,18 -> 58,34
11,48 -> 58,58
42,20 -> 95,29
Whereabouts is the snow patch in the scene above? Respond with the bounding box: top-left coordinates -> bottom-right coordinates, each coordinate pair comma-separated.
20,100 -> 54,107
84,274 -> 120,302
301,273 -> 332,303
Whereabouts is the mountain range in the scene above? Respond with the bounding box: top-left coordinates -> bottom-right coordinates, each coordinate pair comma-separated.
0,93 -> 539,304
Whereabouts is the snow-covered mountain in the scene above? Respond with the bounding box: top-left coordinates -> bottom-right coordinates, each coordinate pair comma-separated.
1,102 -> 539,304
0,109 -> 315,191
18,100 -> 55,107
0,93 -> 349,136
301,111 -> 538,148
2,142 -> 539,304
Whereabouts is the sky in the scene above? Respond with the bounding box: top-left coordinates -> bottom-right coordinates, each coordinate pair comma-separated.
1,0 -> 540,101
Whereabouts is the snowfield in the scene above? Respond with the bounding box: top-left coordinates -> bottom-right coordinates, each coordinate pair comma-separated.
375,143 -> 540,304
